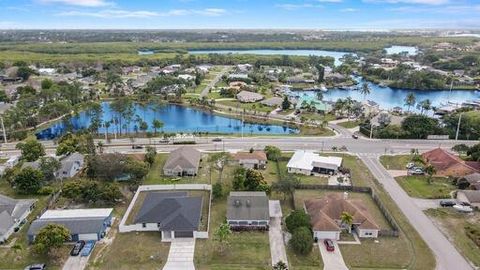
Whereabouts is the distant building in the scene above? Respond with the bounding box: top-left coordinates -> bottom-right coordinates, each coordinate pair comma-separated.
457,190 -> 480,209
28,208 -> 113,243
236,90 -> 264,103
287,151 -> 342,176
56,153 -> 85,179
260,97 -> 284,107
232,151 -> 268,170
227,192 -> 269,230
163,147 -> 202,177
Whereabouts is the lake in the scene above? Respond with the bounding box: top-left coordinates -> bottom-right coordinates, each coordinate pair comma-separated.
36,103 -> 298,140
287,76 -> 480,111
189,49 -> 352,66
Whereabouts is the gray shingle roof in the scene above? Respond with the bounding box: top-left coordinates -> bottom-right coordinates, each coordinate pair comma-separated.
135,192 -> 203,231
0,194 -> 35,236
227,192 -> 269,221
163,147 -> 201,171
28,217 -> 107,236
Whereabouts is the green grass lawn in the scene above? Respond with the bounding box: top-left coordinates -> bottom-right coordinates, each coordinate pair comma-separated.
425,208 -> 480,268
380,155 -> 420,170
396,176 -> 456,199
216,100 -> 273,113
337,120 -> 362,129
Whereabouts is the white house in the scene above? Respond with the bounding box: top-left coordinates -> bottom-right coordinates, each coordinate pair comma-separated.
287,151 -> 342,175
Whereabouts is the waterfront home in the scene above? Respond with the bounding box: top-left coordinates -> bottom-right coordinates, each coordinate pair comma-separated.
236,90 -> 264,103
232,151 -> 268,170
422,148 -> 480,177
163,147 -> 202,177
178,74 -> 195,81
227,192 -> 269,230
56,152 -> 85,179
305,193 -> 380,240
28,208 -> 113,243
295,96 -> 332,113
287,151 -> 342,176
134,191 -> 203,241
0,194 -> 36,244
362,100 -> 380,117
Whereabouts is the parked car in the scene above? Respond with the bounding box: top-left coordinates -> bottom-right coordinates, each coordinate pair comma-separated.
81,241 -> 96,257
453,204 -> 474,213
406,162 -> 415,169
439,200 -> 456,207
24,264 -> 46,270
212,138 -> 222,142
131,145 -> 144,149
323,239 -> 335,252
158,139 -> 169,144
352,134 -> 359,139
70,240 -> 85,256
408,168 -> 424,175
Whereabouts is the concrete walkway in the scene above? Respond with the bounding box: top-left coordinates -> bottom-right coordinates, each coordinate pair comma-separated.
268,200 -> 288,267
163,238 -> 196,270
318,241 -> 349,270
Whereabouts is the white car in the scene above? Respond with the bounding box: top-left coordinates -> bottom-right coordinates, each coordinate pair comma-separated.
453,204 -> 473,213
406,162 -> 415,169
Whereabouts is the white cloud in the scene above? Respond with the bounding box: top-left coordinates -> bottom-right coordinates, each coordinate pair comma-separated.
57,8 -> 227,18
317,0 -> 342,2
390,4 -> 480,13
276,3 -> 323,10
363,0 -> 448,5
38,0 -> 113,7
340,8 -> 357,12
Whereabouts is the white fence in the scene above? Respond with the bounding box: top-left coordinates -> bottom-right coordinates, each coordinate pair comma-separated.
119,184 -> 212,238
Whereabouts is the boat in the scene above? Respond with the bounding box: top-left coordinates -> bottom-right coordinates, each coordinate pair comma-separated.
320,85 -> 328,92
379,82 -> 388,88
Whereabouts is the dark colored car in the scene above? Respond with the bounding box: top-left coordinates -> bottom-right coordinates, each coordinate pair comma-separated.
439,200 -> 456,207
70,240 -> 86,256
131,145 -> 144,149
459,201 -> 471,206
212,138 -> 222,142
24,264 -> 46,270
352,134 -> 359,139
324,239 -> 335,252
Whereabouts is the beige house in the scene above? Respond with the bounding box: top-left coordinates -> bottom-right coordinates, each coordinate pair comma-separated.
163,147 -> 202,177
232,151 -> 268,170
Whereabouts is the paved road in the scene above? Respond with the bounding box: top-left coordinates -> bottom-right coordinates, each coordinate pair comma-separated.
199,66 -> 231,98
163,238 -> 195,270
318,242 -> 348,270
360,155 -> 473,270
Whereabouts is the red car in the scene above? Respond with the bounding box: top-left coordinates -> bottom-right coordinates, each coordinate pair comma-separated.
324,239 -> 335,252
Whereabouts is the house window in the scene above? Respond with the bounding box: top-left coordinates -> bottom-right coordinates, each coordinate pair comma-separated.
157,223 -> 161,228
142,223 -> 146,228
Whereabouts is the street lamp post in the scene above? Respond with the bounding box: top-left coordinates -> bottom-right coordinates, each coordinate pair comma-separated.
455,113 -> 463,141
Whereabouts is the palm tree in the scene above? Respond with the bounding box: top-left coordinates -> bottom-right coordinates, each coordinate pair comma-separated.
360,82 -> 371,101
104,120 -> 111,141
340,211 -> 354,233
425,164 -> 437,185
404,93 -> 416,113
97,141 -> 104,154
152,119 -> 164,136
420,99 -> 432,115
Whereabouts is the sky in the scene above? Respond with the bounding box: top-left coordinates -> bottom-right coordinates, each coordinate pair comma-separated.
0,0 -> 479,30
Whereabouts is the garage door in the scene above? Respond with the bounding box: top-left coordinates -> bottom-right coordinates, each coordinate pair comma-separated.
175,231 -> 194,238
78,233 -> 98,241
314,231 -> 339,240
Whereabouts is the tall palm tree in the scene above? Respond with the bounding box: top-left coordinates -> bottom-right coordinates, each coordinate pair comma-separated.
404,93 -> 416,113
152,119 -> 164,136
360,82 -> 371,101
340,211 -> 354,233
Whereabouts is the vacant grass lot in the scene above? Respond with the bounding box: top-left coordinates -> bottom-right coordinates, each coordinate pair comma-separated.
337,120 -> 362,129
425,208 -> 480,268
396,176 -> 455,199
216,100 -> 273,113
380,155 -> 419,170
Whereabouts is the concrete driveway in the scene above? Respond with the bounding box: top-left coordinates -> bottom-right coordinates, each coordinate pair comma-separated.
318,241 -> 348,270
62,255 -> 90,270
268,200 -> 288,267
163,238 -> 195,270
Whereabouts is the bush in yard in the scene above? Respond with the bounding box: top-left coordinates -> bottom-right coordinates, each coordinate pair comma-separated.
13,167 -> 44,194
264,145 -> 282,161
289,227 -> 313,255
33,224 -> 70,255
212,182 -> 223,199
273,261 -> 288,270
285,210 -> 311,233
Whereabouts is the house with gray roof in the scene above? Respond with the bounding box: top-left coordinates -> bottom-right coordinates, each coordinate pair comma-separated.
163,147 -> 202,177
261,97 -> 283,107
134,192 -> 203,241
56,152 -> 85,179
0,194 -> 36,244
236,90 -> 264,103
227,192 -> 270,230
28,208 -> 113,243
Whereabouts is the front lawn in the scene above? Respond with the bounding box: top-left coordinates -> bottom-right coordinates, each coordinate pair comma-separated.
396,176 -> 455,199
337,120 -> 361,129
425,208 -> 480,267
380,155 -> 419,170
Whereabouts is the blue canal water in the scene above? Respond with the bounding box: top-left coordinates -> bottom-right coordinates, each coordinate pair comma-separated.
36,103 -> 298,140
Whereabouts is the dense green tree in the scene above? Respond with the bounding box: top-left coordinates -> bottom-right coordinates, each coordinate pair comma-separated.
33,224 -> 70,255
281,96 -> 291,110
16,138 -> 45,162
144,146 -> 157,166
404,93 -> 416,113
39,157 -> 61,181
285,210 -> 311,233
289,227 -> 313,255
272,174 -> 300,200
14,167 -> 44,194
264,145 -> 282,161
401,115 -> 441,139
41,79 -> 53,90
152,119 -> 164,135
